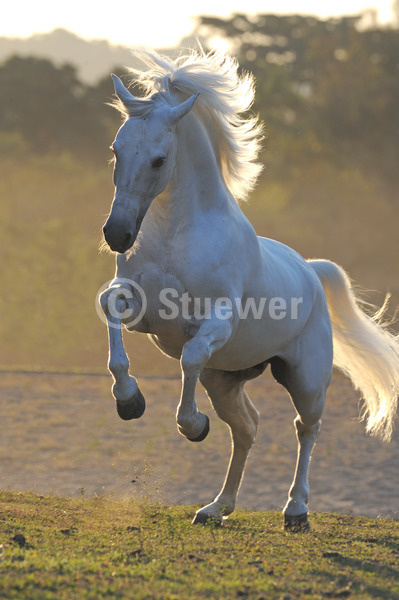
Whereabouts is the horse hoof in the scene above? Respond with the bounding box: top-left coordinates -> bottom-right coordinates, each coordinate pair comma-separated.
116,388 -> 146,420
192,511 -> 222,526
284,512 -> 310,533
187,414 -> 210,442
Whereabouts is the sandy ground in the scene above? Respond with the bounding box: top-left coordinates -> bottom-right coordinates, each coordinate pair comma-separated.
0,370 -> 398,519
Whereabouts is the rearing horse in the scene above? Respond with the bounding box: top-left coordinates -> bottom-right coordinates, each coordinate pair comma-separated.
99,49 -> 399,529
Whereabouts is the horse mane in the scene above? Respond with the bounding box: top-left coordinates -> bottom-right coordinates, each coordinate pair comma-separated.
122,48 -> 264,201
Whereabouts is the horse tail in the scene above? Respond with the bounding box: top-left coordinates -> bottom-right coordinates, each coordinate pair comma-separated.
309,259 -> 399,441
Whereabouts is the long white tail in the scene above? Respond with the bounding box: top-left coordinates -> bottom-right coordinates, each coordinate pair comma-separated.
309,259 -> 399,441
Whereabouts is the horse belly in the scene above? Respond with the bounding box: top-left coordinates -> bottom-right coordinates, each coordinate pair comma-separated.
206,314 -> 306,371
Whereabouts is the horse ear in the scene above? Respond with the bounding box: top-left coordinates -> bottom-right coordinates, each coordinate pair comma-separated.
112,74 -> 138,106
169,93 -> 199,125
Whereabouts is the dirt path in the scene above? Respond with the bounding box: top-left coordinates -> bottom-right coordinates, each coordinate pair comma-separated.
0,371 -> 398,518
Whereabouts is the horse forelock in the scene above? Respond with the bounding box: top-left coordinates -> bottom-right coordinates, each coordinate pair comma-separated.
110,95 -> 155,119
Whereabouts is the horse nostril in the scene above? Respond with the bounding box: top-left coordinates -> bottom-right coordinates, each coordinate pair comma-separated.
102,223 -> 134,252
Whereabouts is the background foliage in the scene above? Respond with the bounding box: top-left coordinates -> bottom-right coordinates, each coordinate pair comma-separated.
1,14 -> 398,371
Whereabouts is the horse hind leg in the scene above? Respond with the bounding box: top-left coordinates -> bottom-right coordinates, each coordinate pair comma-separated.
283,415 -> 322,532
99,283 -> 145,420
193,368 -> 259,524
270,350 -> 330,532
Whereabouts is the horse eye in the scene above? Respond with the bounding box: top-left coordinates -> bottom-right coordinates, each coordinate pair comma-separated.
151,156 -> 166,169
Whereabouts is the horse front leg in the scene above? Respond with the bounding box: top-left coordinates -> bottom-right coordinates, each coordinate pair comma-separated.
99,282 -> 145,420
176,316 -> 233,442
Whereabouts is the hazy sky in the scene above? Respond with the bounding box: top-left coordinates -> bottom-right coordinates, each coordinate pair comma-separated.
2,1 -> 394,47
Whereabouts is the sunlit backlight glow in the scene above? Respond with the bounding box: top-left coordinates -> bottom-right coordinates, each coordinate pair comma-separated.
0,1 -> 395,48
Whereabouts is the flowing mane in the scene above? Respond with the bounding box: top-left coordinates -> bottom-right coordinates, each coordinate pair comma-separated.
119,49 -> 264,201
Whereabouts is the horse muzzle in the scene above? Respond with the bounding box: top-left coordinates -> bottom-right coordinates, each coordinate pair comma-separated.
103,223 -> 135,253
103,210 -> 142,253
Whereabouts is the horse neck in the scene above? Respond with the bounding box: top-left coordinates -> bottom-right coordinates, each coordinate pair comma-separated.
149,110 -> 230,230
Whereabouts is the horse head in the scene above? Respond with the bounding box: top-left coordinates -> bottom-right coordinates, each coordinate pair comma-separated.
103,75 -> 198,253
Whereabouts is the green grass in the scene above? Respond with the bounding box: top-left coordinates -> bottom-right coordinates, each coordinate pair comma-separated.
0,491 -> 398,599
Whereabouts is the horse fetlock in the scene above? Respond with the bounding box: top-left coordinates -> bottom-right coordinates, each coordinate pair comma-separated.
112,375 -> 138,402
177,412 -> 210,442
283,497 -> 308,519
214,496 -> 235,517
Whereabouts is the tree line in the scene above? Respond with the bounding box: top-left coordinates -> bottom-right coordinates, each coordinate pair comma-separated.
0,55 -> 120,162
194,13 -> 399,183
0,14 -> 398,181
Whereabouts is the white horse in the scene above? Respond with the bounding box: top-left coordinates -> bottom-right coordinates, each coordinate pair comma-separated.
99,49 -> 399,530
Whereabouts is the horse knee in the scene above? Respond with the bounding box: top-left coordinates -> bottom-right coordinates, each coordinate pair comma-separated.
181,339 -> 210,378
100,286 -> 128,319
99,287 -> 113,316
100,283 -> 142,326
